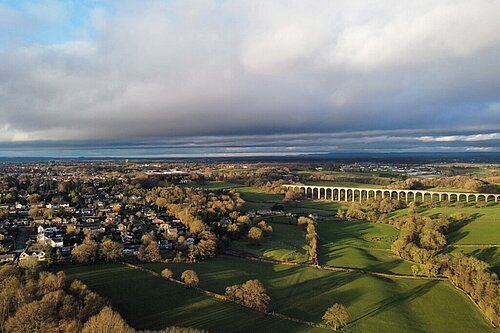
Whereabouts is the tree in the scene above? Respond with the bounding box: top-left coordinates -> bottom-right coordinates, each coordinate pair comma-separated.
44,245 -> 56,266
236,215 -> 251,225
27,193 -> 41,204
101,239 -> 124,262
18,256 -> 40,274
181,270 -> 199,288
257,221 -> 273,236
225,279 -> 270,312
5,300 -> 57,333
155,197 -> 168,210
248,227 -> 263,245
284,190 -> 304,201
43,208 -> 54,219
112,204 -> 121,213
138,241 -> 161,262
322,303 -> 349,331
82,306 -> 134,333
161,268 -> 173,279
72,236 -> 99,263
336,209 -> 346,220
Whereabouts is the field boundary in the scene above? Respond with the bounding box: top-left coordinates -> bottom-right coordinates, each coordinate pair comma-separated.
221,251 -> 446,281
122,261 -> 333,331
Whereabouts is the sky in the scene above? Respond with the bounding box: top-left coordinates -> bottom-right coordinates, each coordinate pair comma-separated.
0,0 -> 500,157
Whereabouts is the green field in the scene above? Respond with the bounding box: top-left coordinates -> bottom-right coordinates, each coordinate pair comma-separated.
231,216 -> 310,263
317,219 -> 413,275
236,186 -> 284,211
62,263 -> 325,333
141,257 -> 494,333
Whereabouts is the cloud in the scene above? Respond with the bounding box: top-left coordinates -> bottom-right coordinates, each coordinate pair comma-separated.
0,0 -> 499,155
418,133 -> 500,142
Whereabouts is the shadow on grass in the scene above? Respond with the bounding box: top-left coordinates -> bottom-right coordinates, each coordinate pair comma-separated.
446,213 -> 481,244
349,280 -> 439,326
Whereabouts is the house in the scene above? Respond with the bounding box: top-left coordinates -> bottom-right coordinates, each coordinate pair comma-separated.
20,250 -> 46,261
185,238 -> 195,246
158,240 -> 173,250
0,253 -> 15,263
49,237 -> 64,248
15,203 -> 26,210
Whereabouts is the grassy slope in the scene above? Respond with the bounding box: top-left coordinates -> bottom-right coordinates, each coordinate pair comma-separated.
237,186 -> 284,211
231,216 -> 310,263
62,263 -> 325,333
317,220 -> 414,275
141,257 -> 494,333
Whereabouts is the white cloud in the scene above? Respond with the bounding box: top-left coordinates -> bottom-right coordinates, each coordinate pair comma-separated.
0,0 -> 499,147
418,133 -> 500,142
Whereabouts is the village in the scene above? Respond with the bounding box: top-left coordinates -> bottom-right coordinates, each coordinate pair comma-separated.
0,162 -> 291,265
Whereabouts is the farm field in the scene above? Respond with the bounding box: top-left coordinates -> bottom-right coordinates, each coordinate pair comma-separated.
317,219 -> 413,275
61,263 -> 325,333
141,256 -> 494,333
237,186 -> 284,211
230,216 -> 310,263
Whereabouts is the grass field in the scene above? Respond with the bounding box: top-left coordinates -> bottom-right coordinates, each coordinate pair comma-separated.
236,186 -> 284,211
317,219 -> 414,275
141,257 -> 494,333
231,216 -> 310,263
61,263 -> 326,333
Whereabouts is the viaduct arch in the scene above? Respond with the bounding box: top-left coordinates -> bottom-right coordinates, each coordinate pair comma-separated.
283,185 -> 500,204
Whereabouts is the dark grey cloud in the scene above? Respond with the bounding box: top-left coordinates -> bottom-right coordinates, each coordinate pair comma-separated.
0,0 -> 499,155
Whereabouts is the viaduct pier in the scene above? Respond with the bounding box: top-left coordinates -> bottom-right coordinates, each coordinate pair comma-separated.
283,185 -> 500,203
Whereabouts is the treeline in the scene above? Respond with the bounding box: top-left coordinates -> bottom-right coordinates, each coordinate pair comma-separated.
390,214 -> 499,325
391,215 -> 450,276
299,173 -> 392,186
71,231 -> 124,263
387,175 -> 499,193
298,217 -> 318,265
83,306 -> 206,333
337,198 -> 406,223
438,253 -> 500,326
0,265 -> 105,332
0,265 -> 206,333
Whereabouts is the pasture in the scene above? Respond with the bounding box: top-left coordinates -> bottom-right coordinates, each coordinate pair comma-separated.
62,263 -> 325,333
141,256 -> 494,333
317,219 -> 414,275
231,216 -> 310,263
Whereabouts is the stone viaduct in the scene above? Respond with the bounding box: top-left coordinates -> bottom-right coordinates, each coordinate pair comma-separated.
283,184 -> 500,203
